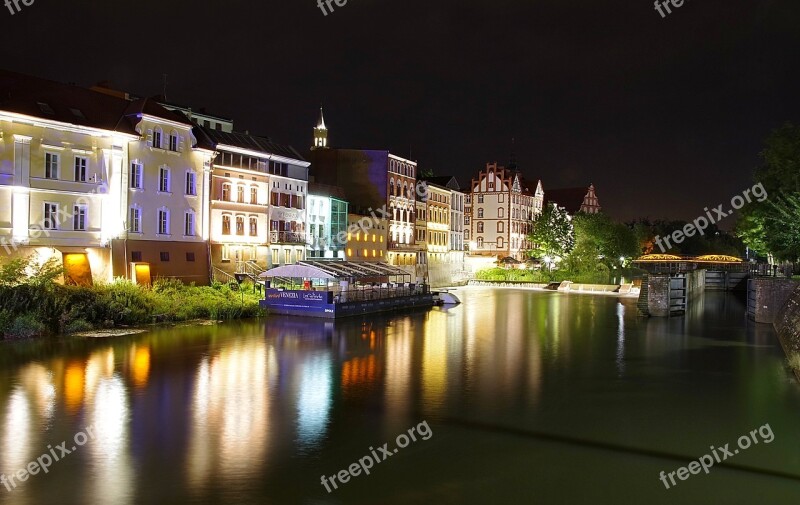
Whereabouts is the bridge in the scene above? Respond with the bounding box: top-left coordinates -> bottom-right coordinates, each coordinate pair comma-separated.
632,254 -> 754,316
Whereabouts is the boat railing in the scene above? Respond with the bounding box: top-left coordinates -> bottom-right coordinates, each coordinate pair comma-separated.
330,283 -> 429,303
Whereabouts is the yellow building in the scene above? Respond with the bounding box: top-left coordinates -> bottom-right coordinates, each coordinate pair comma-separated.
0,70 -> 136,285
345,213 -> 387,262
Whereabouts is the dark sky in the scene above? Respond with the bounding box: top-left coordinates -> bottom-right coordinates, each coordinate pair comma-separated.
2,0 -> 799,223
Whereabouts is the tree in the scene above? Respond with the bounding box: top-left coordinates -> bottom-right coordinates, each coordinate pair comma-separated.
528,204 -> 575,260
736,122 -> 800,262
564,213 -> 638,273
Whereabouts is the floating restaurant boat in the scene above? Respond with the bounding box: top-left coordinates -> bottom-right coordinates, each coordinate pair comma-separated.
259,261 -> 434,318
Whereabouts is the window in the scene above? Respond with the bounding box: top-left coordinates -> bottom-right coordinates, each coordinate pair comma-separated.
236,215 -> 245,235
159,167 -> 170,192
45,153 -> 59,179
237,185 -> 244,203
160,252 -> 170,262
222,183 -> 231,201
130,207 -> 141,233
185,172 -> 196,195
249,216 -> 258,236
250,186 -> 258,204
186,252 -> 196,262
184,212 -> 195,236
222,214 -> 231,235
498,208 -> 504,218
498,237 -> 504,248
477,208 -> 484,218
130,162 -> 143,189
73,205 -> 87,231
477,194 -> 484,203
477,237 -> 483,248
43,203 -> 58,230
285,250 -> 291,264
74,156 -> 88,182
131,251 -> 142,262
168,132 -> 178,152
153,128 -> 162,149
498,221 -> 505,233
271,249 -> 279,265
157,209 -> 169,235
499,193 -> 504,203
477,222 -> 484,233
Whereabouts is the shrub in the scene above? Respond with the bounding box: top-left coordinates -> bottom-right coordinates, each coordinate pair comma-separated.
6,313 -> 47,339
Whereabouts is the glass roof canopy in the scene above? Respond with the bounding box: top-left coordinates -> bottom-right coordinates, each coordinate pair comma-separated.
297,261 -> 413,281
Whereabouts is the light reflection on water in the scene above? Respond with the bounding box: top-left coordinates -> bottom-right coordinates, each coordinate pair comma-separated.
0,288 -> 798,504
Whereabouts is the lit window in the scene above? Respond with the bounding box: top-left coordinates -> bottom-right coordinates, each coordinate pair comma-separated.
159,167 -> 170,192
43,203 -> 58,230
73,205 -> 87,231
185,172 -> 196,195
74,156 -> 88,182
131,163 -> 143,189
222,183 -> 231,201
184,212 -> 195,236
249,216 -> 258,236
45,153 -> 59,179
222,215 -> 231,235
157,209 -> 169,235
236,216 -> 245,235
130,207 -> 141,233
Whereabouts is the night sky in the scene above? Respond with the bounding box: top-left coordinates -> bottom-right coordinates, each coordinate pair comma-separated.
1,0 -> 798,223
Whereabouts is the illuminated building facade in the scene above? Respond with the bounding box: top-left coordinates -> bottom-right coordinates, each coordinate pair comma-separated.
467,162 -> 544,260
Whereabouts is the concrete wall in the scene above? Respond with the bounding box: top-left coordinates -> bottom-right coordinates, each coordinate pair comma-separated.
642,270 -> 704,317
774,285 -> 800,381
748,278 -> 800,324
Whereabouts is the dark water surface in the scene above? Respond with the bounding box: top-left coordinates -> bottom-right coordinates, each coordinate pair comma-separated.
1,287 -> 799,505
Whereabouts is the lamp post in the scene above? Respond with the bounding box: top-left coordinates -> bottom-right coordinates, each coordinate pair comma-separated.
234,272 -> 247,307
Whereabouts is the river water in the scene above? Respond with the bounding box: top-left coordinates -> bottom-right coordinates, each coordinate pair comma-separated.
0,287 -> 798,505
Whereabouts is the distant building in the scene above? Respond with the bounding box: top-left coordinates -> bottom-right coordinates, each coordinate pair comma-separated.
466,162 -> 544,260
544,184 -> 601,214
345,213 -> 387,262
312,107 -> 328,149
307,182 -> 348,259
309,148 -> 420,268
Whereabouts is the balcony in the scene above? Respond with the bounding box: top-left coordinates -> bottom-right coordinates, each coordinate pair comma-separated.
270,231 -> 306,244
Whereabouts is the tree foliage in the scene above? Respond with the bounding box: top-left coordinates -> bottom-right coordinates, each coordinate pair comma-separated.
528,204 -> 575,259
736,122 -> 800,261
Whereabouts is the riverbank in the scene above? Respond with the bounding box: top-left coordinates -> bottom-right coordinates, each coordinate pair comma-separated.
0,258 -> 264,339
466,280 -> 639,297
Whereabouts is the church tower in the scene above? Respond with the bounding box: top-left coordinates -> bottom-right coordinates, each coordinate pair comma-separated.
313,106 -> 328,149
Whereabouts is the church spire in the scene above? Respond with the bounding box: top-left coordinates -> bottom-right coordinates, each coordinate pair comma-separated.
313,106 -> 328,149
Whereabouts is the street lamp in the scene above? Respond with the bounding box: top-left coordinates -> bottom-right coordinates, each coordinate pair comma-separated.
234,272 -> 247,307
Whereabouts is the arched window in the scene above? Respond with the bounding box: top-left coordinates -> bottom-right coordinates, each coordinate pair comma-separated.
477,237 -> 483,248
498,221 -> 504,233
477,222 -> 484,233
477,208 -> 484,218
222,214 -> 231,235
152,127 -> 163,149
222,183 -> 231,201
498,237 -> 504,248
390,178 -> 395,196
498,207 -> 504,218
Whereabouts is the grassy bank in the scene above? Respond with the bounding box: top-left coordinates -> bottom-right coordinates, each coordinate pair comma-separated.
0,257 -> 264,339
474,267 -> 632,285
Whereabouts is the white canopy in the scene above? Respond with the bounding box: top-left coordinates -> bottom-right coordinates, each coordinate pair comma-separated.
259,264 -> 337,280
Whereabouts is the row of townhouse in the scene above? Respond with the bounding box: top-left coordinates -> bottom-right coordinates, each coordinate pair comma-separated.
0,69 -> 312,286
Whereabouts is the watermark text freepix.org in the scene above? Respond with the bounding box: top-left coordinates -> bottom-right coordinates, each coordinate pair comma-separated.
654,182 -> 767,253
320,420 -> 433,493
1,425 -> 98,492
659,423 -> 775,489
654,0 -> 689,19
5,0 -> 34,16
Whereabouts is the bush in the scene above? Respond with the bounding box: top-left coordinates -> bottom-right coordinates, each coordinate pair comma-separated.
6,313 -> 47,339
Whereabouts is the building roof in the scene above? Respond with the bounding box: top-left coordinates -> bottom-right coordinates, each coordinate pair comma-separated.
544,186 -> 591,213
0,69 -> 137,135
119,97 -> 194,130
421,176 -> 461,191
198,126 -> 306,162
308,182 -> 347,200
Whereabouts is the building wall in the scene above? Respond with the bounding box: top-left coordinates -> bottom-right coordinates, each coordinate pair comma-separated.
208,157 -> 270,269
125,115 -> 210,283
345,214 -> 387,262
0,112 -> 131,283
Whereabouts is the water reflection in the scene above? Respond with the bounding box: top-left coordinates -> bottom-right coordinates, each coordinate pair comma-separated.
0,289 -> 796,505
